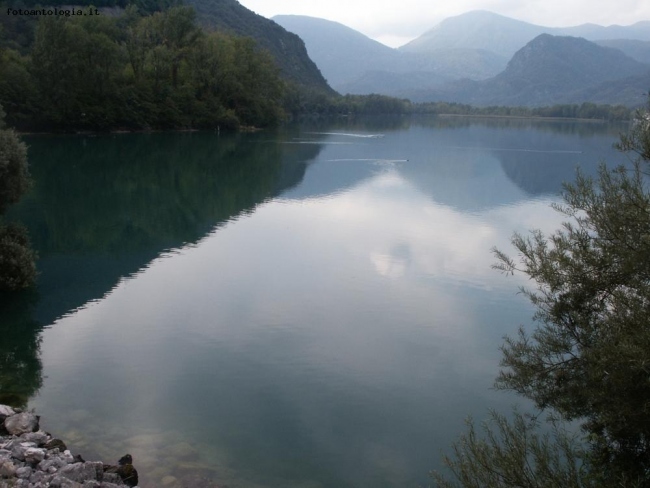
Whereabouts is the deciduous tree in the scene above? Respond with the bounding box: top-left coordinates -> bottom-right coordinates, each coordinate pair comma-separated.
433,104 -> 650,486
0,106 -> 36,291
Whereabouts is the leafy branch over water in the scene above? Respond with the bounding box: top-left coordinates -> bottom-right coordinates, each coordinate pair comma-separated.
432,104 -> 650,486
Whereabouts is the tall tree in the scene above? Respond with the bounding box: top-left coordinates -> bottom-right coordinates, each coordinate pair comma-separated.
433,104 -> 650,486
0,105 -> 36,291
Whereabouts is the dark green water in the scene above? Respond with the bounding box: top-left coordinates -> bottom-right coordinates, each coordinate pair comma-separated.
1,117 -> 629,487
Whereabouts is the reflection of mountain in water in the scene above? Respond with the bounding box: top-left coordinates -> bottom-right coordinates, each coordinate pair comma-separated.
414,117 -> 631,197
280,117 -> 628,212
0,117 -> 628,406
8,132 -> 319,327
404,121 -> 629,208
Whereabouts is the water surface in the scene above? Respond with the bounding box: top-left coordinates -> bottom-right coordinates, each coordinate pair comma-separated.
2,117 -> 629,487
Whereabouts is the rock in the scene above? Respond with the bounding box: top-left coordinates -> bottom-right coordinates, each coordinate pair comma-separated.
24,447 -> 46,464
0,459 -> 17,477
49,476 -> 85,488
38,456 -> 69,473
45,439 -> 68,452
1,410 -> 144,488
1,439 -> 16,449
0,404 -> 16,421
104,453 -> 138,487
4,412 -> 40,435
62,450 -> 75,464
102,472 -> 123,484
20,431 -> 49,446
117,454 -> 131,466
58,461 -> 103,483
29,469 -> 46,484
15,465 -> 32,479
12,441 -> 37,461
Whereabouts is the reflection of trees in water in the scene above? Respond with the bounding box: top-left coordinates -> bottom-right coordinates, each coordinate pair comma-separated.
14,132 -> 315,255
1,131 -> 320,406
291,114 -> 410,133
412,115 -> 628,138
0,290 -> 42,407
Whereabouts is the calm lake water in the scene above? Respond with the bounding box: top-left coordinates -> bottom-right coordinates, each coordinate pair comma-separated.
2,116 -> 629,487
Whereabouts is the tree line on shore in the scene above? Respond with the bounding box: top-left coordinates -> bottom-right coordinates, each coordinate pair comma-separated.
0,4 -> 288,131
0,0 -> 635,134
0,105 -> 35,291
412,101 -> 632,121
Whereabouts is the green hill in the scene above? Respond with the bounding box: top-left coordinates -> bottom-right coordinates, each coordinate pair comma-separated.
409,34 -> 650,107
185,0 -> 334,94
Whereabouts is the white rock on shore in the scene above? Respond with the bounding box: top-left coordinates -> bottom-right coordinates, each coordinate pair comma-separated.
0,404 -> 137,488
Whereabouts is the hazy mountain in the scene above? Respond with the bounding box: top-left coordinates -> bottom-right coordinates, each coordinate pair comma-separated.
273,14 -> 507,95
401,11 -> 545,57
337,70 -> 453,96
272,15 -> 400,88
401,10 -> 650,58
409,35 -> 650,107
595,39 -> 650,64
337,48 -> 507,97
185,0 -> 334,93
561,22 -> 650,43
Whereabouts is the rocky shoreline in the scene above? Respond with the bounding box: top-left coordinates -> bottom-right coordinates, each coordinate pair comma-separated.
1,404 -> 138,488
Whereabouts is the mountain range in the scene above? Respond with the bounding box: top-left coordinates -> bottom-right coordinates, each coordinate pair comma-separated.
413,34 -> 650,106
400,10 -> 650,57
273,10 -> 650,106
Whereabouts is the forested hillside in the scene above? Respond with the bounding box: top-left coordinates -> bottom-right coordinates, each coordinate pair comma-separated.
185,0 -> 334,95
0,4 -> 288,131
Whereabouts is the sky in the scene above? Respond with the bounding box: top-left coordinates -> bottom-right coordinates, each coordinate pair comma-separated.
237,0 -> 650,47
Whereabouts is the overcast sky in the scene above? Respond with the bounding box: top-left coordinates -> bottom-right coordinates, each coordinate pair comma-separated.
237,0 -> 650,47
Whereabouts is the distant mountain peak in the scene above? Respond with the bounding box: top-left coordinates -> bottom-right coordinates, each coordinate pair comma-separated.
420,34 -> 650,107
499,34 -> 648,89
272,14 -> 394,52
399,10 -> 650,56
273,14 -> 507,92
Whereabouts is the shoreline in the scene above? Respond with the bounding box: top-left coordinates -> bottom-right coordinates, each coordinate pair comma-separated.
14,125 -> 264,137
430,113 -> 620,122
1,404 -> 137,487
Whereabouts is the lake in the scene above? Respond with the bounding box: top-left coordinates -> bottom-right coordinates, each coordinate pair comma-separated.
1,116 -> 630,487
